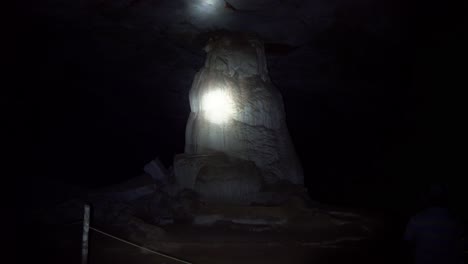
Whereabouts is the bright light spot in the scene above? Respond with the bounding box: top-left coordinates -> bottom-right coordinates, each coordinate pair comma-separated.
201,90 -> 235,124
203,0 -> 216,6
188,0 -> 221,18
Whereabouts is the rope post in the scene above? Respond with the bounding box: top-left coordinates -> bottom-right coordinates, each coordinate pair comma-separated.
82,204 -> 91,264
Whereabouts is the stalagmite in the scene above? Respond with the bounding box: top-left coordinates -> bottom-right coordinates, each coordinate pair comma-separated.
175,32 -> 303,204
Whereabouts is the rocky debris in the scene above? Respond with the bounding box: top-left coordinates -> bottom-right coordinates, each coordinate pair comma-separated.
39,160 -> 180,227
143,157 -> 170,184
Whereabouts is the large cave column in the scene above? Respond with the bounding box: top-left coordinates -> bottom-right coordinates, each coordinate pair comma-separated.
183,32 -> 303,186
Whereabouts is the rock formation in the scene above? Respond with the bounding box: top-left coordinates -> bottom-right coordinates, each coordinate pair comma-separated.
175,32 -> 303,204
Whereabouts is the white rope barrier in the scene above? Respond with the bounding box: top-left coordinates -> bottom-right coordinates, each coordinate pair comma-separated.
89,226 -> 192,264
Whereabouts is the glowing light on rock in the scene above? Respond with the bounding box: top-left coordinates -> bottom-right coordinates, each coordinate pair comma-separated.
202,0 -> 217,6
187,0 -> 222,19
201,89 -> 235,124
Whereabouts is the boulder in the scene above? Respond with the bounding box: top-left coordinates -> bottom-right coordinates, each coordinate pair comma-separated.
174,152 -> 262,204
143,157 -> 169,184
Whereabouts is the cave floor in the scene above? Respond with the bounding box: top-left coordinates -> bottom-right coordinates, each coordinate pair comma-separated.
33,220 -> 411,264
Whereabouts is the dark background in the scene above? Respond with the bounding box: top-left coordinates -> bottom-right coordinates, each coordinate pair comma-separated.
10,0 -> 466,229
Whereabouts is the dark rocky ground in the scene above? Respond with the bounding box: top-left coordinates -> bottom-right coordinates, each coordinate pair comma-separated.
20,209 -> 413,264
13,173 -> 420,264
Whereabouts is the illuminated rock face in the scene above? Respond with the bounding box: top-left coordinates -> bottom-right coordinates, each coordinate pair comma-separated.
176,32 -> 303,203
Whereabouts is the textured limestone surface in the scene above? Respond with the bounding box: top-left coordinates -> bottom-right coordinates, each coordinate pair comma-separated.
174,153 -> 262,204
175,32 -> 303,203
184,32 -> 303,184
